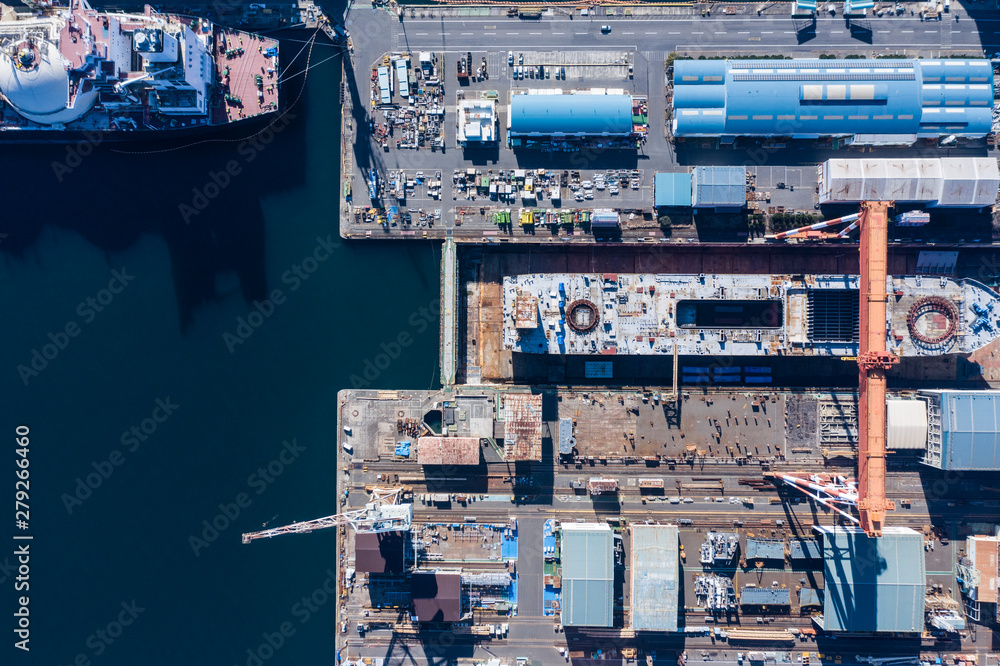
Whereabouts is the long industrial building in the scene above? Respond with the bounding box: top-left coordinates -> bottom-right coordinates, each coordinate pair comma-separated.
672,58 -> 994,143
560,523 -> 614,627
815,525 -> 926,634
819,158 -> 999,207
508,91 -> 634,138
630,525 -> 679,632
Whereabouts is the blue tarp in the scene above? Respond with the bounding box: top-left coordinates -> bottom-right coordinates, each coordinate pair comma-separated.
395,440 -> 411,457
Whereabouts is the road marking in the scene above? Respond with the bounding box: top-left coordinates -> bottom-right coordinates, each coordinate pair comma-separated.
783,30 -> 795,34
738,31 -> 750,34
461,32 -> 473,35
831,30 -> 844,33
507,32 -> 519,35
575,31 -> 588,35
484,32 -> 496,35
553,32 -> 564,35
416,32 -> 428,36
762,31 -> 774,34
878,30 -> 890,33
529,32 -> 541,35
925,29 -> 937,32
692,31 -> 704,34
668,31 -> 681,34
715,32 -> 727,35
645,31 -> 658,34
901,29 -> 914,33
623,31 -> 635,34
440,32 -> 450,35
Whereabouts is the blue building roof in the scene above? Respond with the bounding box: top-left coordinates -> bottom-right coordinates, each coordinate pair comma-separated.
922,390 -> 1000,470
799,588 -> 822,607
692,166 -> 745,207
654,172 -> 692,207
672,59 -> 994,139
816,526 -> 925,633
740,587 -> 790,606
746,538 -> 785,560
510,94 -> 633,137
789,538 -> 822,560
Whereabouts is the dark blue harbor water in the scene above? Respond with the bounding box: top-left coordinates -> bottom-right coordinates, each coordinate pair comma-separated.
1,9 -> 439,664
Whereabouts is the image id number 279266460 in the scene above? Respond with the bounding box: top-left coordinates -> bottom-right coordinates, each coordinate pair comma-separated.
14,424 -> 31,652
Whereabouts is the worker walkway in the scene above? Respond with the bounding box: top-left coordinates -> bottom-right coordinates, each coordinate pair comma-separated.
441,238 -> 457,387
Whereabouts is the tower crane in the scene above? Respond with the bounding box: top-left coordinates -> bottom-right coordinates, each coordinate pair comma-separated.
241,487 -> 411,544
766,201 -> 895,537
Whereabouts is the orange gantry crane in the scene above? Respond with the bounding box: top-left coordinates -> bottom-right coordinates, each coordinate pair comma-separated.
855,201 -> 896,537
766,201 -> 895,537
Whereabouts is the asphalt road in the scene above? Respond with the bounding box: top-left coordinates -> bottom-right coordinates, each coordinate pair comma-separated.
389,14 -> 998,53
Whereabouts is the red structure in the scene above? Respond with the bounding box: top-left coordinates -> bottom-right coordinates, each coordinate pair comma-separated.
856,201 -> 896,537
768,201 -> 896,537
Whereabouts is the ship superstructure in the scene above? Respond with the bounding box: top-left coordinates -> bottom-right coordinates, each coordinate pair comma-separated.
502,273 -> 1000,358
0,0 -> 278,135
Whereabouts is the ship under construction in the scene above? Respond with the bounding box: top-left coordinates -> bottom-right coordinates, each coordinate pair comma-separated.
502,273 -> 1000,358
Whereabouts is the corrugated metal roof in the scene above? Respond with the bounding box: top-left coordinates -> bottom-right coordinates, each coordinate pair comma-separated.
502,393 -> 543,461
559,418 -> 574,454
789,538 -> 822,560
509,94 -> 633,137
562,524 -> 613,627
673,59 -> 994,139
630,525 -> 679,632
740,586 -> 791,606
654,172 -> 692,207
799,588 -> 822,607
819,158 -> 999,207
969,536 -> 998,604
817,525 -> 925,633
746,538 -> 785,560
355,530 -> 406,573
410,572 -> 462,622
417,437 -> 481,465
887,400 -> 928,450
922,390 -> 1000,470
692,166 -> 746,207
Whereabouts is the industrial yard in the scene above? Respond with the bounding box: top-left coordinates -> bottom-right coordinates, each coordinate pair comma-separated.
256,4 -> 1000,666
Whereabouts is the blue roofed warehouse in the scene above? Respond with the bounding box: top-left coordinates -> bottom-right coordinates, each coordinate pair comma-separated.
509,93 -> 634,137
921,390 -> 1000,470
672,58 -> 994,143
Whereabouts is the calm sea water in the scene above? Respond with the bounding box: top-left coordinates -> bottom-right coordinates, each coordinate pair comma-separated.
1,14 -> 439,665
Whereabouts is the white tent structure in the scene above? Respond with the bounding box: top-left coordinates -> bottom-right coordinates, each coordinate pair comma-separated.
819,158 -> 999,207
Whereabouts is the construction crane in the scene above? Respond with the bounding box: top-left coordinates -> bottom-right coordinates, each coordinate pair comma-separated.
241,487 -> 411,544
766,201 -> 895,537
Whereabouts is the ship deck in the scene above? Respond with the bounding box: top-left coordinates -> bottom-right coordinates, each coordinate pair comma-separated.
213,27 -> 279,125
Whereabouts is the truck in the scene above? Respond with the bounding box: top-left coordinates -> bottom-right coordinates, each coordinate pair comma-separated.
519,7 -> 543,18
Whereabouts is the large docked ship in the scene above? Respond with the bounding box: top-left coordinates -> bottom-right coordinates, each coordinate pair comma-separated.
0,0 -> 279,138
502,273 -> 1000,358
